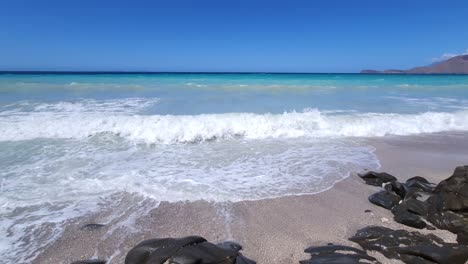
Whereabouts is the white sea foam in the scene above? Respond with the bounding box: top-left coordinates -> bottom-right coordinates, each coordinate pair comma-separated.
1,106 -> 468,143
0,134 -> 379,262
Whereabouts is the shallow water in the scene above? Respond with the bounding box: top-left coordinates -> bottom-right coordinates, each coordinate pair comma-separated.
1,73 -> 468,262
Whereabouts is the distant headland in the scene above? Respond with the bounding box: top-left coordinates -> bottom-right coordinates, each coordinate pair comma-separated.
361,54 -> 468,74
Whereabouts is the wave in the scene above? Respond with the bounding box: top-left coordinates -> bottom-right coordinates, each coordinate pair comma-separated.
1,108 -> 468,143
0,98 -> 159,115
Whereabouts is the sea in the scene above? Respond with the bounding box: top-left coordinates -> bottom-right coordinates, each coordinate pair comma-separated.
1,72 -> 468,262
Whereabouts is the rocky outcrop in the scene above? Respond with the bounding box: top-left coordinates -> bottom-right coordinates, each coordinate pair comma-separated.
427,166 -> 468,237
300,244 -> 380,264
360,166 -> 468,235
302,166 -> 468,264
350,226 -> 468,264
124,236 -> 255,264
361,54 -> 468,74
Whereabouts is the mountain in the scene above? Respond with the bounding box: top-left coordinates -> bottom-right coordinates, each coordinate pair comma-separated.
361,54 -> 468,74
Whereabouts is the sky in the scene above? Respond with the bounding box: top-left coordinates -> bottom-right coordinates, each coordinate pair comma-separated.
0,0 -> 467,72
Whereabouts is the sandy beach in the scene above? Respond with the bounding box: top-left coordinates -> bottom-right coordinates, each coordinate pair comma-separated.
30,132 -> 468,264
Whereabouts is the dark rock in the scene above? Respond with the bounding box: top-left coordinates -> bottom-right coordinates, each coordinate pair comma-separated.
349,226 -> 445,260
406,176 -> 436,193
80,224 -> 105,231
171,242 -> 238,264
125,236 -> 255,264
71,260 -> 107,264
368,190 -> 401,209
429,166 -> 468,212
428,210 -> 468,235
427,166 -> 468,235
396,245 -> 468,264
300,244 -> 380,264
389,181 -> 407,199
364,209 -> 372,213
125,236 -> 207,264
392,198 -> 429,217
235,255 -> 256,264
404,187 -> 431,201
359,171 -> 397,186
457,232 -> 468,245
392,209 -> 427,229
217,241 -> 243,252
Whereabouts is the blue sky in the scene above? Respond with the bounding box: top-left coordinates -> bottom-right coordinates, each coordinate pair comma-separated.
1,0 -> 467,72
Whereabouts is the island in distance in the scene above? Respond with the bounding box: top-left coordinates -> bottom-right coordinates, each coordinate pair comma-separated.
361,54 -> 468,74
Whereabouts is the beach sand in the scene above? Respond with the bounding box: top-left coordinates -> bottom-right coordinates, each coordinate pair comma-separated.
33,132 -> 468,264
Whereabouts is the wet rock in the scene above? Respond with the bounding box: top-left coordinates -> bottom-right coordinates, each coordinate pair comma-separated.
388,180 -> 407,198
368,190 -> 401,209
349,226 -> 445,260
429,166 -> 468,212
171,242 -> 238,264
300,245 -> 380,264
427,166 -> 468,235
71,260 -> 107,264
405,176 -> 436,193
392,198 -> 429,217
216,241 -> 243,251
359,171 -> 397,186
396,245 -> 468,264
125,236 -> 255,264
235,256 -> 257,264
392,209 -> 427,229
457,232 -> 468,245
404,187 -> 431,201
80,223 -> 105,231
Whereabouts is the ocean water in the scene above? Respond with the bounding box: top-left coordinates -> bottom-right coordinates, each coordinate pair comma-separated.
1,73 -> 468,262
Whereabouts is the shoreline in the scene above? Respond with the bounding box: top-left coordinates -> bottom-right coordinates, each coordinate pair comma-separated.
32,132 -> 468,264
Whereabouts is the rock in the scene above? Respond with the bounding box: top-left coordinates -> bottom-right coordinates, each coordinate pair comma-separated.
364,209 -> 372,213
171,242 -> 239,264
349,226 -> 446,260
125,236 -> 207,264
392,198 -> 429,217
457,232 -> 468,245
216,241 -> 243,252
80,224 -> 105,231
359,171 -> 397,186
391,198 -> 430,229
404,187 -> 431,201
368,190 -> 401,209
405,176 -> 435,193
396,245 -> 468,264
71,260 -> 107,264
388,181 -> 407,198
235,256 -> 257,264
300,245 -> 380,264
429,166 -> 468,212
125,236 -> 255,264
381,217 -> 390,223
427,166 -> 468,235
392,209 -> 427,229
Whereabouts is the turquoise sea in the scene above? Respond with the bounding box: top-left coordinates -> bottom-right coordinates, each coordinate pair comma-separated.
1,73 -> 468,262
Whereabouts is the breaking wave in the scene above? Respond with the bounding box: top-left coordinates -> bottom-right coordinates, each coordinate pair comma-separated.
1,103 -> 468,143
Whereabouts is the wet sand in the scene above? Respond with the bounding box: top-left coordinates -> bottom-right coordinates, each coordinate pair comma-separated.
33,132 -> 468,264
